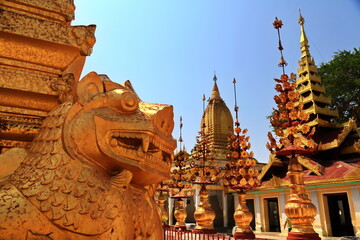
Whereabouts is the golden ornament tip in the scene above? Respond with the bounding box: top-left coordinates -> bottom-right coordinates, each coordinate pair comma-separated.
298,9 -> 305,25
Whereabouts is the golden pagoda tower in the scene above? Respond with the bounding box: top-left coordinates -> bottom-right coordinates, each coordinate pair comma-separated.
296,12 -> 338,127
201,74 -> 234,161
0,1 -> 96,153
188,74 -> 234,231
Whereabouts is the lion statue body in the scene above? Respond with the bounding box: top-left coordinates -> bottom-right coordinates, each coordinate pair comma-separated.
0,72 -> 176,240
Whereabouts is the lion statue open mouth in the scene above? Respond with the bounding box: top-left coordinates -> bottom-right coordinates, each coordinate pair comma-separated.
0,72 -> 176,240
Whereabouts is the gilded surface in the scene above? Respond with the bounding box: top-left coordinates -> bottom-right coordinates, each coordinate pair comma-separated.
263,175 -> 289,189
174,198 -> 187,228
233,193 -> 255,239
285,157 -> 317,234
0,0 -> 96,150
0,10 -> 96,56
0,68 -> 58,96
1,0 -> 75,23
0,72 -> 176,239
193,185 -> 216,231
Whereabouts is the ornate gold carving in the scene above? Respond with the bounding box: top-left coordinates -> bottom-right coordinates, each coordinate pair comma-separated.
0,106 -> 48,117
0,68 -> 58,95
298,156 -> 323,176
343,168 -> 360,181
338,118 -> 358,144
354,139 -> 360,153
264,175 -> 290,189
0,10 -> 95,56
0,0 -> 96,153
1,0 -> 75,23
0,139 -> 30,149
0,72 -> 176,239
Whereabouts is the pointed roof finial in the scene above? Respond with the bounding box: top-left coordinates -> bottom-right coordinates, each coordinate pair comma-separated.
233,78 -> 239,127
298,9 -> 309,46
202,94 -> 206,112
202,94 -> 206,129
179,116 -> 183,151
211,73 -> 221,100
299,9 -> 304,25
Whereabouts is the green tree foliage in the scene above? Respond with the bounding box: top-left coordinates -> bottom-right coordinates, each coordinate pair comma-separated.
318,48 -> 360,125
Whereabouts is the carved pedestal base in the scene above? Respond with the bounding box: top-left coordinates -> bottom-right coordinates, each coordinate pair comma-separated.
194,184 -> 216,233
233,193 -> 255,240
287,232 -> 321,240
285,157 -> 318,238
174,198 -> 187,229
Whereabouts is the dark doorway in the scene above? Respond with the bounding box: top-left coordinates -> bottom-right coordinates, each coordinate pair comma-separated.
246,199 -> 256,231
185,196 -> 196,223
227,194 -> 235,228
209,192 -> 223,227
327,193 -> 354,236
266,198 -> 280,232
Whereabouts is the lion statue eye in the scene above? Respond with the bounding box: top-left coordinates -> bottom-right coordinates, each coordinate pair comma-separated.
108,89 -> 138,112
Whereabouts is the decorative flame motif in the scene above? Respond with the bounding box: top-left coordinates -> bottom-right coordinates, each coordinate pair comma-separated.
169,150 -> 193,196
168,117 -> 193,197
224,126 -> 259,190
267,72 -> 317,154
190,129 -> 222,183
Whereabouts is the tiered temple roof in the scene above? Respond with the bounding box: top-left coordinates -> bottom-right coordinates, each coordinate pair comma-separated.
296,13 -> 338,127
260,14 -> 360,185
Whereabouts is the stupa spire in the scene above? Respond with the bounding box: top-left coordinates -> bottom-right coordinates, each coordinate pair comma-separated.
211,73 -> 221,100
296,12 -> 338,126
299,10 -> 309,49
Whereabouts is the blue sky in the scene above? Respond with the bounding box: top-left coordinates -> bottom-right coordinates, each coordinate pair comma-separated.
73,0 -> 360,163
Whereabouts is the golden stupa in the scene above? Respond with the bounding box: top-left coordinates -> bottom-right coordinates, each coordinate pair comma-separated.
201,74 -> 234,161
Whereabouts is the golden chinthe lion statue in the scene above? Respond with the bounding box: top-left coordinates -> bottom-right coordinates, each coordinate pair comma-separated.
0,72 -> 176,240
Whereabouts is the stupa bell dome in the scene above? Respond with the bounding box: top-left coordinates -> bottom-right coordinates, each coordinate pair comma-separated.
201,74 -> 233,157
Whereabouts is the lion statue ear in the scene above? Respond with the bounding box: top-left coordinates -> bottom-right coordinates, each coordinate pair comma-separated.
123,80 -> 141,100
77,72 -> 104,105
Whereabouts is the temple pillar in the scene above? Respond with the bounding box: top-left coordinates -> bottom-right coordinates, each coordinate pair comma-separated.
169,197 -> 174,225
279,191 -> 287,234
309,189 -> 322,236
195,188 -> 200,209
254,194 -> 262,232
223,191 -> 228,227
350,185 -> 360,236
